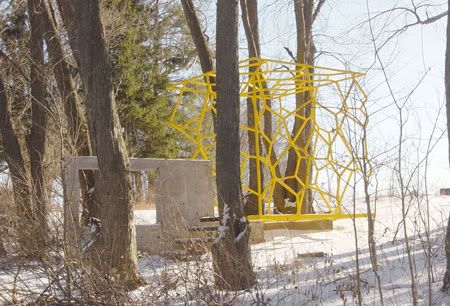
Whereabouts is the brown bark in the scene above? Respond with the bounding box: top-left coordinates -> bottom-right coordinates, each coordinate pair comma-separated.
56,0 -> 97,153
26,0 -> 49,252
240,0 -> 262,215
180,0 -> 217,128
212,0 -> 255,290
61,0 -> 143,289
240,0 -> 283,214
443,0 -> 450,292
278,0 -> 316,214
133,171 -> 143,204
443,212 -> 450,290
39,0 -> 97,223
180,0 -> 213,75
0,76 -> 35,257
0,237 -> 5,256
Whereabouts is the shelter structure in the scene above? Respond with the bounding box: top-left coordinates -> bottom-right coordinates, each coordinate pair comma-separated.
168,58 -> 369,222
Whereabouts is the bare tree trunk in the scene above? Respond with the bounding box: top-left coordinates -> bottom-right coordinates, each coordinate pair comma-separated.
443,0 -> 450,291
180,0 -> 213,75
443,213 -> 450,290
240,0 -> 264,215
279,0 -> 316,214
0,235 -> 5,256
0,76 -> 35,257
62,1 -> 143,289
240,0 -> 283,213
133,171 -> 143,204
39,0 -> 97,223
212,0 -> 255,290
26,0 -> 49,254
180,0 -> 217,128
56,0 -> 97,155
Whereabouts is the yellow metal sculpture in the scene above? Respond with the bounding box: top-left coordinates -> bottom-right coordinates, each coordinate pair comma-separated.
168,58 -> 369,221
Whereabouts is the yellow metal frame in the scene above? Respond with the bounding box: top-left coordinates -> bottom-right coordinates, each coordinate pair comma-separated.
168,58 -> 369,222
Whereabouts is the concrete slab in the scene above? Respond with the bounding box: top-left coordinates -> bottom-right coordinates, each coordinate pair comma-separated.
249,221 -> 265,244
263,220 -> 333,231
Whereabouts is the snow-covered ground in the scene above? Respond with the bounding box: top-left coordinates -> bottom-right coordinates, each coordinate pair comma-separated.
2,195 -> 450,305
133,195 -> 450,305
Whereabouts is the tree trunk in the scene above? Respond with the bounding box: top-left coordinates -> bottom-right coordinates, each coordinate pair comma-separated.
279,0 -> 316,214
240,0 -> 283,214
240,0 -> 263,215
26,0 -> 49,254
180,0 -> 217,128
0,235 -> 6,256
0,76 -> 35,257
39,0 -> 97,223
63,1 -> 143,289
56,0 -> 97,155
180,0 -> 213,75
212,0 -> 255,290
443,213 -> 450,290
443,0 -> 450,291
133,171 -> 143,204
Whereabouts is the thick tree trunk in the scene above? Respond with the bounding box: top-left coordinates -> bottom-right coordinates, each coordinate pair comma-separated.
0,77 -> 35,257
27,0 -> 49,253
443,0 -> 450,291
240,0 -> 263,215
240,0 -> 283,214
39,0 -> 97,223
63,1 -> 143,289
212,0 -> 255,290
280,0 -> 316,214
56,0 -> 97,155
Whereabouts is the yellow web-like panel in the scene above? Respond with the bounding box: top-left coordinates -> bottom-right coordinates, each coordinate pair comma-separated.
168,58 -> 369,221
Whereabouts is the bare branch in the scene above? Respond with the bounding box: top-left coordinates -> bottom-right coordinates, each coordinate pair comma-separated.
313,0 -> 325,23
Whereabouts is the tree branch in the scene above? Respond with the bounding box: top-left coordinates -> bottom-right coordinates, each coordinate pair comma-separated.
313,0 -> 325,23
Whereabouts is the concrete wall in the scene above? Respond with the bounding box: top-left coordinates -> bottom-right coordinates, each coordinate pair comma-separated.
63,157 -> 214,256
156,160 -> 214,239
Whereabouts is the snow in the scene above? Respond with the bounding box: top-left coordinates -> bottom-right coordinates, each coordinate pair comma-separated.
131,195 -> 450,305
87,187 -> 94,195
217,204 -> 230,240
133,209 -> 157,225
284,198 -> 297,208
2,195 -> 450,305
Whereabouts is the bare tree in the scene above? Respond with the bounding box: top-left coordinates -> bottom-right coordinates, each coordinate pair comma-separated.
240,0 -> 266,215
58,1 -> 144,289
0,75 -> 34,257
180,0 -> 214,76
38,0 -> 96,223
26,0 -> 49,254
180,0 -> 217,129
443,0 -> 450,291
270,0 -> 324,213
212,0 -> 255,290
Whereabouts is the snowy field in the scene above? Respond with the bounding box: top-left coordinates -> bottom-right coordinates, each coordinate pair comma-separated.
2,195 -> 450,305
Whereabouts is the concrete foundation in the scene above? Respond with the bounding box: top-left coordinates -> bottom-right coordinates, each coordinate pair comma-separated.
263,220 -> 333,231
249,221 -> 265,244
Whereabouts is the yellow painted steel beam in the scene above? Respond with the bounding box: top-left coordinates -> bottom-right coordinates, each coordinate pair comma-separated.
247,213 -> 368,222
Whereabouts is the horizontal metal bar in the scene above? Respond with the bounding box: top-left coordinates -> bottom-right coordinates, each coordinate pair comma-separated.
247,213 -> 368,222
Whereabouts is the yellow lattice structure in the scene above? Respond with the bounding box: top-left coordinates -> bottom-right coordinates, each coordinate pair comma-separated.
168,58 -> 369,221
